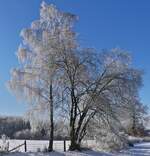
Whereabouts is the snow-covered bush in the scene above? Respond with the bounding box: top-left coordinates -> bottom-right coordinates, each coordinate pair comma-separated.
13,129 -> 32,139
0,134 -> 9,152
94,130 -> 127,151
85,117 -> 128,152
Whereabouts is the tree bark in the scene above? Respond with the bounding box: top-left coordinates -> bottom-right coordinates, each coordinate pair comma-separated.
48,82 -> 54,152
69,87 -> 81,150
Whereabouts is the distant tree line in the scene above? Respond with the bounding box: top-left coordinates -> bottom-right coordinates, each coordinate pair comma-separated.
0,116 -> 69,140
0,116 -> 30,138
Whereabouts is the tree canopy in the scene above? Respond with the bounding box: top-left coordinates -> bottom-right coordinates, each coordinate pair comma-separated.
8,2 -> 146,151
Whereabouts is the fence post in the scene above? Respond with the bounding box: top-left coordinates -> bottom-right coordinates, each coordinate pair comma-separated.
64,140 -> 66,152
24,140 -> 27,152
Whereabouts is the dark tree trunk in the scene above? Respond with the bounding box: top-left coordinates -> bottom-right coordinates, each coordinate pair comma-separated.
69,109 -> 96,151
69,124 -> 81,151
48,82 -> 54,152
69,87 -> 81,151
69,140 -> 81,151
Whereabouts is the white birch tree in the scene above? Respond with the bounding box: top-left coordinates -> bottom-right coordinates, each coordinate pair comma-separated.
8,2 -> 77,151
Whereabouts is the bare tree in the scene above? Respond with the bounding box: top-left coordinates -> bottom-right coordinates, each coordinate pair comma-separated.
59,48 -> 144,150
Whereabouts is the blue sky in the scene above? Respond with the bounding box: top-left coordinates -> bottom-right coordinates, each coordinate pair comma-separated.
0,0 -> 150,116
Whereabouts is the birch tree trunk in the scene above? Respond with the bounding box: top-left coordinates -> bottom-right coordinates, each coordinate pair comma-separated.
48,82 -> 54,152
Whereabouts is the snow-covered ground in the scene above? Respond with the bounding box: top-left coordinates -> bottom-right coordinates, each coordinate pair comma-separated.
1,140 -> 150,155
2,142 -> 150,156
118,142 -> 150,156
0,140 -> 71,152
0,139 -> 97,152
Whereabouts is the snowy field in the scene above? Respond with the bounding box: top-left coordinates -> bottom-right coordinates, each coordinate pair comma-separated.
0,140 -> 71,152
0,139 -> 97,153
0,139 -> 97,152
1,140 -> 150,155
2,142 -> 150,156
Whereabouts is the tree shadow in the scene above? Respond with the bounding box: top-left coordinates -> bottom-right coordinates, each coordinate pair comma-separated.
119,144 -> 150,156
